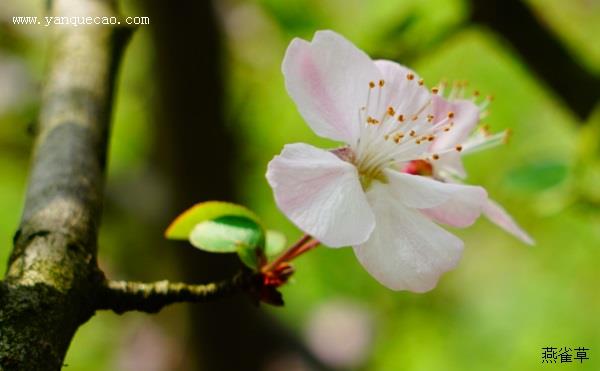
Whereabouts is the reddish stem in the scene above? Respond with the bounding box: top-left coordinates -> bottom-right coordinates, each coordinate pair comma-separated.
262,234 -> 318,273
286,238 -> 320,261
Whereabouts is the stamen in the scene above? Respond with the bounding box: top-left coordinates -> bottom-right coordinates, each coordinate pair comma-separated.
406,73 -> 414,81
369,81 -> 375,89
455,145 -> 463,152
393,133 -> 404,143
387,106 -> 395,116
367,116 -> 379,125
448,111 -> 455,119
427,114 -> 435,123
411,115 -> 419,121
418,79 -> 424,86
480,124 -> 491,136
503,128 -> 512,144
409,130 -> 416,137
378,79 -> 385,87
398,114 -> 405,122
431,87 -> 439,94
432,154 -> 440,160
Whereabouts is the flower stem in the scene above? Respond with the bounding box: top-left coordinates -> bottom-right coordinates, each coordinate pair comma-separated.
287,238 -> 320,261
262,234 -> 318,273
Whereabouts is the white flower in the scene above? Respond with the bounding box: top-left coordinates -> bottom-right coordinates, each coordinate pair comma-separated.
424,88 -> 535,245
266,30 -> 489,292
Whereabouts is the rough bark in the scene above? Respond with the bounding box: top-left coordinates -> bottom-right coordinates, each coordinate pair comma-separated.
0,0 -> 129,369
0,0 -> 331,369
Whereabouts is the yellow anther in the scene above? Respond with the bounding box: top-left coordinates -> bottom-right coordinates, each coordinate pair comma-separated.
393,133 -> 404,143
418,79 -> 424,86
480,124 -> 491,136
431,87 -> 439,94
378,79 -> 385,87
369,81 -> 376,88
409,130 -> 416,137
411,114 -> 419,121
406,73 -> 415,80
455,145 -> 463,152
432,154 -> 440,160
367,116 -> 380,124
448,111 -> 455,118
387,106 -> 395,116
398,114 -> 405,122
504,128 -> 513,144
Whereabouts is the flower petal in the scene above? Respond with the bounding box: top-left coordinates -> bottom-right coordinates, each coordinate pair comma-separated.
266,143 -> 375,247
420,180 -> 488,228
430,95 -> 480,152
282,30 -> 380,144
432,151 -> 467,179
373,60 -> 431,119
353,182 -> 464,292
385,169 -> 487,213
483,198 -> 535,245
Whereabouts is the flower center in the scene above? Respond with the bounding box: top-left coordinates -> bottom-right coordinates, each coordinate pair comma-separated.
334,76 -> 476,191
402,160 -> 433,176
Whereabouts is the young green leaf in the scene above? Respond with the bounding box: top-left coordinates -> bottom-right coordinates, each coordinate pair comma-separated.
189,215 -> 264,253
237,244 -> 267,270
166,201 -> 261,240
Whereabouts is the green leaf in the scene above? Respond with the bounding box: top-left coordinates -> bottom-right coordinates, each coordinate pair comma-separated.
189,216 -> 264,253
265,230 -> 287,258
505,161 -> 569,192
165,201 -> 261,240
237,244 -> 266,270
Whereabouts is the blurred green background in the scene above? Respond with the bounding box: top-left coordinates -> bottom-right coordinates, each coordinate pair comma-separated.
1,0 -> 598,370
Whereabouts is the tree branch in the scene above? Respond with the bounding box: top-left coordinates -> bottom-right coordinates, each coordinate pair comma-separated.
0,0 -> 131,369
97,272 -> 254,314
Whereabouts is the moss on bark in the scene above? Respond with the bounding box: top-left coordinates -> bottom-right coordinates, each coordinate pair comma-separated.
0,0 -> 130,369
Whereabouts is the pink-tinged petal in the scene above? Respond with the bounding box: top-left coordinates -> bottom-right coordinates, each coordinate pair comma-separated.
483,198 -> 535,245
430,95 -> 480,152
353,182 -> 464,292
432,151 -> 467,179
373,60 -> 431,117
282,30 -> 380,144
266,143 -> 375,247
384,169 -> 487,214
420,182 -> 488,228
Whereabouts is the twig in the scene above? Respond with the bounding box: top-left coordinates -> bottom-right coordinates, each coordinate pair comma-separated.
97,271 -> 254,314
